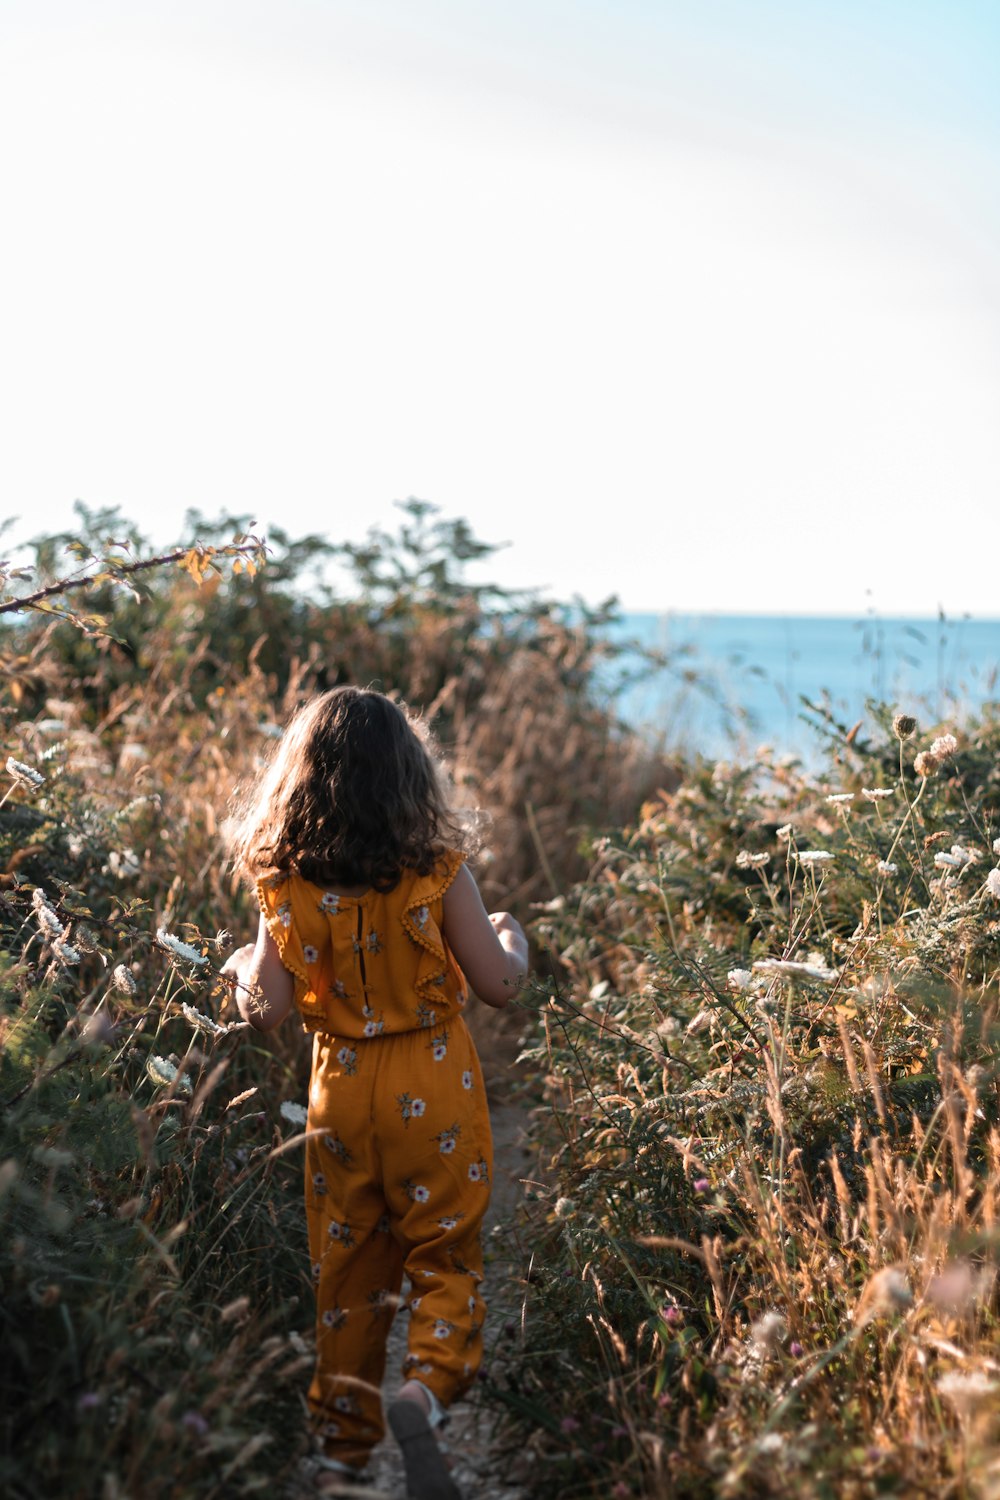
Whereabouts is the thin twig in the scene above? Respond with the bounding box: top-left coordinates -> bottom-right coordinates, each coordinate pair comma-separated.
0,539 -> 264,617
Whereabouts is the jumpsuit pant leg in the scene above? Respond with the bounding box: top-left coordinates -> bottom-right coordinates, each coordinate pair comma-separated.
306,1034 -> 403,1466
374,1018 -> 493,1408
305,1020 -> 493,1465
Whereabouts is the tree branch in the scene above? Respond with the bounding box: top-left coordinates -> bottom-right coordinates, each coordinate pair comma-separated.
0,539 -> 265,617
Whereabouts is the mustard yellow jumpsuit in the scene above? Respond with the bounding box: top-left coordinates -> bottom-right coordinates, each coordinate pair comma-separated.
258,851 -> 492,1469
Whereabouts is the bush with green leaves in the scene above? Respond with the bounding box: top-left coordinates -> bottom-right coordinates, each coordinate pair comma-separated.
505,708 -> 1000,1498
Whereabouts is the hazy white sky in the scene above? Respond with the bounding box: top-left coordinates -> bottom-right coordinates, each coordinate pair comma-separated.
2,0 -> 998,615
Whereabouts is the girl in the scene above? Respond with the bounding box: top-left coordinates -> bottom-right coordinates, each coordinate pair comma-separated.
223,687 -> 528,1499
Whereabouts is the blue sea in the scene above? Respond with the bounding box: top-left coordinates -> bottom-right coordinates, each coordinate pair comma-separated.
605,614 -> 1000,759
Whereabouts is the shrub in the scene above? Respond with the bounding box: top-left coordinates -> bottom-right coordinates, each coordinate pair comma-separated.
505,709 -> 1000,1497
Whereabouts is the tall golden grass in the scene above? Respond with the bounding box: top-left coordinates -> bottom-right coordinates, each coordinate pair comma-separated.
506,712 -> 1000,1497
0,506 -> 671,1495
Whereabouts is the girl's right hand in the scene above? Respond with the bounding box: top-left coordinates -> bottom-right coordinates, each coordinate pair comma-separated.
441,870 -> 529,1008
488,911 -> 525,941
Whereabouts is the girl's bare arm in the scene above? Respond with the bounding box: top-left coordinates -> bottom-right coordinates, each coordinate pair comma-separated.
442,864 -> 528,1009
221,913 -> 295,1031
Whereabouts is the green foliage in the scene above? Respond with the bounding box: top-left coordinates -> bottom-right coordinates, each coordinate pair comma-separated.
0,826 -> 308,1497
2,499 -> 673,906
0,503 -> 677,1495
507,714 -> 1000,1497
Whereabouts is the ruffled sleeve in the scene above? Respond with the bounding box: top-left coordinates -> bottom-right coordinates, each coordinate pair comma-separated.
256,873 -> 325,1022
399,850 -> 467,1009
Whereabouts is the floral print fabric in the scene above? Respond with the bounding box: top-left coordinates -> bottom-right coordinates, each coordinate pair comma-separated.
256,852 -> 468,1037
305,1021 -> 492,1464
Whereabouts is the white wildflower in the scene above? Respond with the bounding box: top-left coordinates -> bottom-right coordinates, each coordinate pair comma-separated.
279,1100 -> 308,1127
826,793 -> 854,805
855,1266 -> 913,1325
753,958 -> 839,983
145,1054 -> 192,1095
934,847 -> 975,870
104,850 -> 141,880
993,837 -> 1000,857
181,1002 -> 226,1036
727,968 -> 754,991
32,888 -> 63,938
6,756 -> 45,789
775,824 -> 793,841
112,964 -> 137,995
876,861 -> 898,876
756,1432 -> 784,1454
937,1370 -> 999,1416
797,850 -> 835,865
862,788 -> 894,801
931,733 -> 958,758
749,1311 -> 786,1352
736,850 -> 770,869
553,1197 -> 576,1220
156,928 -> 208,965
986,869 -> 1000,900
34,719 -> 67,735
52,940 -> 81,965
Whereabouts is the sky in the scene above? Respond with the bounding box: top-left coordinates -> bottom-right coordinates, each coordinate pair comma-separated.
2,0 -> 999,616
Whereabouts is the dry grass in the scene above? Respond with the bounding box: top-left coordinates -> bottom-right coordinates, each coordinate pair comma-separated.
0,509 -> 672,1495
505,712 -> 1000,1497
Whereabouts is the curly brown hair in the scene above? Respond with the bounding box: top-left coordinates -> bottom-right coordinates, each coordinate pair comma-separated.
230,687 -> 470,891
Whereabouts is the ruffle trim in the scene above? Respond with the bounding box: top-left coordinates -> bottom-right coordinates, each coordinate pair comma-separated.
256,875 -> 312,997
400,851 -> 465,1005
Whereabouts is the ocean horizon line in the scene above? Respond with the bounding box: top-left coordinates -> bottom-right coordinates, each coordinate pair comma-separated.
613,607 -> 1000,625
